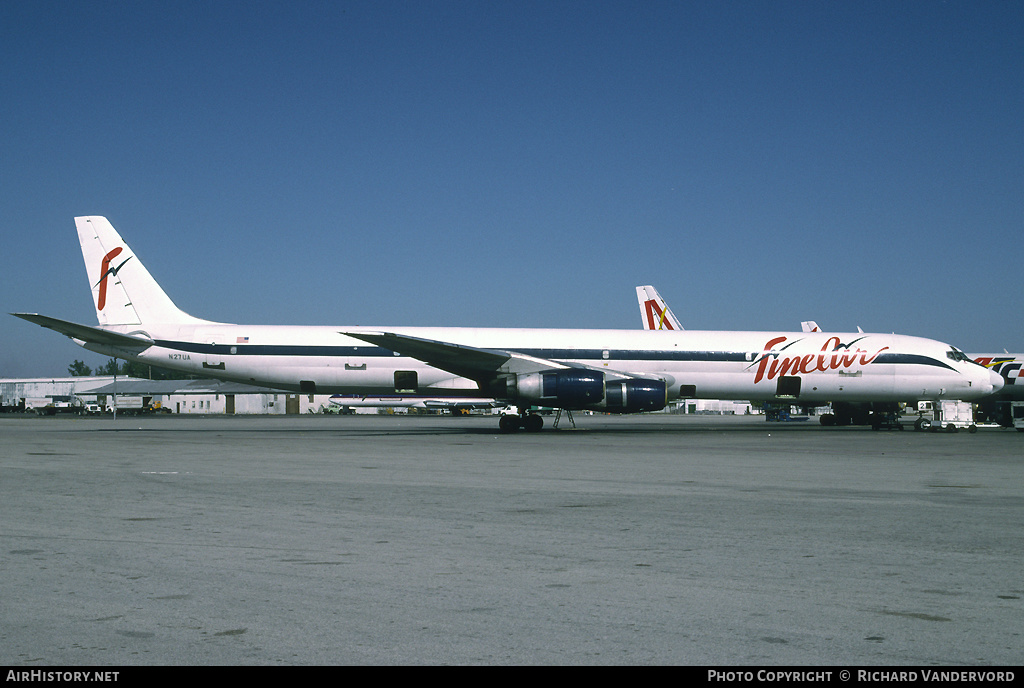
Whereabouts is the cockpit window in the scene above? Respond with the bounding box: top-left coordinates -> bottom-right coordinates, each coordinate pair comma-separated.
947,347 -> 985,368
946,348 -> 969,362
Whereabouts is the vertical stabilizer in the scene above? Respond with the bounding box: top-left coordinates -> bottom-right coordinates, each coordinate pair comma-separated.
636,285 -> 683,331
76,216 -> 208,326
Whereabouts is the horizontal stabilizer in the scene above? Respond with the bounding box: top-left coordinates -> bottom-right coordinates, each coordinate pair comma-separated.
11,313 -> 154,348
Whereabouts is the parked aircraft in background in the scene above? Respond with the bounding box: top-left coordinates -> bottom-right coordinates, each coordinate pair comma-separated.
325,394 -> 501,414
12,218 -> 1002,432
972,354 -> 1023,396
804,321 -> 864,334
636,289 -> 844,340
636,286 -> 683,330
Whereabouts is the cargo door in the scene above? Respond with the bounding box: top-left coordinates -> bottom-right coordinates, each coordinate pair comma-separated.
776,376 -> 801,399
395,371 -> 418,393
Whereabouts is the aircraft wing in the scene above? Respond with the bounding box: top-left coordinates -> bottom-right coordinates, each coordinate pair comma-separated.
11,313 -> 154,348
342,331 -> 669,414
341,331 -> 575,382
342,330 -> 664,386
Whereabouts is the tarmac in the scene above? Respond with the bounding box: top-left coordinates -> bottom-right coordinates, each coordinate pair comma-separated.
1,412 -> 1021,666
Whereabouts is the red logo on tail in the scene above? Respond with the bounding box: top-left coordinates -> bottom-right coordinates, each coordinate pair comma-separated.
96,247 -> 129,311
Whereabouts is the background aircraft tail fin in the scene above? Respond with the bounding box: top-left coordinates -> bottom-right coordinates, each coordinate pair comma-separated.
76,216 -> 209,326
635,285 -> 683,330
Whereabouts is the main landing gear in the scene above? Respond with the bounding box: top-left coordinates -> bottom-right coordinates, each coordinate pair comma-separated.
498,408 -> 545,433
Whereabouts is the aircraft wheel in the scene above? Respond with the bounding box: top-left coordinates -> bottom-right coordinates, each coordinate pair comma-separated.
524,414 -> 543,432
499,415 -> 519,433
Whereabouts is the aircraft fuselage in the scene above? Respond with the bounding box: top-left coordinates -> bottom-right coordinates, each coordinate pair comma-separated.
79,323 -> 998,404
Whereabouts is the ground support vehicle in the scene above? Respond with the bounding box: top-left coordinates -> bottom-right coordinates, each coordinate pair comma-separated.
1012,402 -> 1024,432
913,400 -> 977,433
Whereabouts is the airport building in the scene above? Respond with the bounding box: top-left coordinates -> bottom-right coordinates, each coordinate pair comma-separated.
0,377 -> 330,415
1,376 -> 119,413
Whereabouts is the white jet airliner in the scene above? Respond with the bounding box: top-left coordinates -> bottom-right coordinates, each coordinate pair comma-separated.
13,217 -> 1002,432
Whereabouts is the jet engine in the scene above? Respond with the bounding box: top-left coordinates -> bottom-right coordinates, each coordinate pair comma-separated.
603,379 -> 668,413
506,370 -> 667,413
513,370 -> 605,407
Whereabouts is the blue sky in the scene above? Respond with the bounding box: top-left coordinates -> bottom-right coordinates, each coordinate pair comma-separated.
2,1 -> 1022,377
